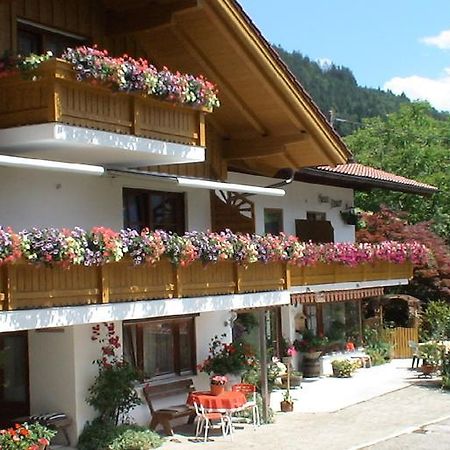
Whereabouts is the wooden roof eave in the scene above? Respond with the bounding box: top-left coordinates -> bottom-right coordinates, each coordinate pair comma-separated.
202,0 -> 351,166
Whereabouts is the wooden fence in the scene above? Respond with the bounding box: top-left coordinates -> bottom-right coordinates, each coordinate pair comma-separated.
390,327 -> 419,358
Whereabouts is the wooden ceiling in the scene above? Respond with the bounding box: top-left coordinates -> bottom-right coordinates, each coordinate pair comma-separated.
102,0 -> 351,177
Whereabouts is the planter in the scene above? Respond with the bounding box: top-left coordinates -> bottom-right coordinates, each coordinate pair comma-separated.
301,352 -> 321,378
225,373 -> 242,391
280,400 -> 294,412
210,384 -> 225,396
421,364 -> 437,377
302,351 -> 322,360
280,373 -> 302,389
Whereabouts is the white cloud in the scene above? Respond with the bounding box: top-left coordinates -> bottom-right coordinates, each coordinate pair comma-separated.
384,69 -> 450,111
421,29 -> 450,49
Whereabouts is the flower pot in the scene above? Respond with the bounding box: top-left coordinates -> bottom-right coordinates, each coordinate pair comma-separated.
210,384 -> 225,396
280,400 -> 294,412
421,364 -> 436,376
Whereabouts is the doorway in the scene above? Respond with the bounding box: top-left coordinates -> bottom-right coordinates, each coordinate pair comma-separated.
0,332 -> 29,426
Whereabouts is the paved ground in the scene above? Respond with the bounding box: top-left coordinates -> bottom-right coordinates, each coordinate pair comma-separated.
367,417 -> 450,450
52,360 -> 450,450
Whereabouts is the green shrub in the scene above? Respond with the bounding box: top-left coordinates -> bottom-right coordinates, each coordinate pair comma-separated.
363,326 -> 393,365
108,428 -> 164,450
78,419 -> 163,450
420,301 -> 450,341
331,359 -> 358,377
442,353 -> 450,390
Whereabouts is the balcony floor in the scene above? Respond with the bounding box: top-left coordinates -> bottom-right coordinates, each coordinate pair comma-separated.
0,123 -> 205,167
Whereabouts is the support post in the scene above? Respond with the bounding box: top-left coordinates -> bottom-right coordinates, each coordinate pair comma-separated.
258,308 -> 269,423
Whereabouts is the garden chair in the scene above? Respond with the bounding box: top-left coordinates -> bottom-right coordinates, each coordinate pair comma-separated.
408,340 -> 421,369
193,402 -> 232,442
231,383 -> 260,429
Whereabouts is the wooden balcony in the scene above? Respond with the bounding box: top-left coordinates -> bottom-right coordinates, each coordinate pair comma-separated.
0,259 -> 413,311
0,59 -> 207,147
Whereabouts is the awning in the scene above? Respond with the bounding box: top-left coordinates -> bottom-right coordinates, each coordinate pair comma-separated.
108,168 -> 286,196
291,287 -> 384,305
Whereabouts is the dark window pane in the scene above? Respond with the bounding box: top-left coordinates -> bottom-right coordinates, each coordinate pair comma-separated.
17,29 -> 41,55
179,322 -> 193,371
264,209 -> 283,234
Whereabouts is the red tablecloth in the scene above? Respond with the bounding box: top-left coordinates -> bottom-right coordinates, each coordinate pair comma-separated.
187,391 -> 247,411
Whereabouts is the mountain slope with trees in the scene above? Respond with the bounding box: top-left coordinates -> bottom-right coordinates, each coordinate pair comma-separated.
275,46 -> 410,135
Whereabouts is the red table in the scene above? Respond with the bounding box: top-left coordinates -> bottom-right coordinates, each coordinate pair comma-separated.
188,390 -> 247,412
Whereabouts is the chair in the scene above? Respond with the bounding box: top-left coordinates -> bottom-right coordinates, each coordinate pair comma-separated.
193,402 -> 232,442
408,340 -> 420,369
231,383 -> 260,429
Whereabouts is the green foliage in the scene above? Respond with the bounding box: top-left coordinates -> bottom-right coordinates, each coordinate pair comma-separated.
0,422 -> 56,450
420,301 -> 450,341
442,353 -> 450,390
108,428 -> 164,450
363,326 -> 393,366
331,359 -> 359,377
346,103 -> 450,238
419,341 -> 443,366
78,419 -> 163,450
87,362 -> 141,425
275,46 -> 411,136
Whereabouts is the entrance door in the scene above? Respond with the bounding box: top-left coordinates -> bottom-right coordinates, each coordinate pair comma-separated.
0,332 -> 29,426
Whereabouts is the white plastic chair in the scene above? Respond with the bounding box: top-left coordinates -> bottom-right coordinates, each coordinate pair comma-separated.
193,402 -> 232,442
231,383 -> 260,429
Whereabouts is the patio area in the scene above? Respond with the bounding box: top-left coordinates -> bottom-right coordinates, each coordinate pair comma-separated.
49,359 -> 443,450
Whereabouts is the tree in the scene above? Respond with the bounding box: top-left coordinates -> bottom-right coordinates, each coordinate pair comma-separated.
357,208 -> 450,302
345,102 -> 450,238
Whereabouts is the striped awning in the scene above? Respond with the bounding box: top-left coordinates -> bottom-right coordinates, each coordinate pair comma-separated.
291,287 -> 384,305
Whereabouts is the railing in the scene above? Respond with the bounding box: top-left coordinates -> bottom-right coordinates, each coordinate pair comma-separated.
0,59 -> 207,147
0,259 -> 413,311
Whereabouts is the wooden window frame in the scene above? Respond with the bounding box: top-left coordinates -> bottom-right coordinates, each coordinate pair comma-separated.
16,19 -> 88,56
123,188 -> 186,234
123,316 -> 197,381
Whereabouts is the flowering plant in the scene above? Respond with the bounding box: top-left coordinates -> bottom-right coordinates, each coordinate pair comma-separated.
88,323 -> 140,425
210,375 -> 228,386
0,422 -> 56,450
0,226 -> 431,268
294,330 -> 328,353
198,335 -> 255,375
1,46 -> 220,109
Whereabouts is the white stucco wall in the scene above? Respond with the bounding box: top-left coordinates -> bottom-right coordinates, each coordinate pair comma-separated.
228,172 -> 355,242
0,167 -> 210,231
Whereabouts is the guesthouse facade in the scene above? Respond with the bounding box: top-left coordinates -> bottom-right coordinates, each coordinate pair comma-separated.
0,0 -> 430,443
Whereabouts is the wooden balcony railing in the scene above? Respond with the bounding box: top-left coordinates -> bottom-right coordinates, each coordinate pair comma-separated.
0,259 -> 413,311
0,59 -> 207,147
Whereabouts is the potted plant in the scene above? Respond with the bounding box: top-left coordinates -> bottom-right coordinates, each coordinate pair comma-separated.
331,359 -> 359,378
419,341 -> 443,376
280,390 -> 294,412
0,422 -> 56,449
340,207 -> 364,226
294,330 -> 328,359
197,335 -> 255,383
210,375 -> 227,396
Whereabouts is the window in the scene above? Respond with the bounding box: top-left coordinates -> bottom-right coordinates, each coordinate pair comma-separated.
295,211 -> 334,243
264,208 -> 283,234
123,188 -> 185,233
17,20 -> 87,56
123,317 -> 197,379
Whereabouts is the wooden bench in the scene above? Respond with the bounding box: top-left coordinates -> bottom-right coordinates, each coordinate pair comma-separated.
143,378 -> 196,436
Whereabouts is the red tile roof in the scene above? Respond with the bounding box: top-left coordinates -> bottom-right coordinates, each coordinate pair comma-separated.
316,163 -> 438,193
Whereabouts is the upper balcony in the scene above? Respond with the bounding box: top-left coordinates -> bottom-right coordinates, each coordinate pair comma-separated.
0,229 -> 423,312
0,56 -> 211,167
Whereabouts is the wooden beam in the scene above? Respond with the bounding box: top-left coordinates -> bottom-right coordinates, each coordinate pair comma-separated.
223,133 -> 308,160
171,18 -> 267,136
105,0 -> 197,35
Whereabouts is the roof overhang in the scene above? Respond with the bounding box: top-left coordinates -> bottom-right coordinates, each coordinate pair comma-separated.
295,165 -> 439,196
103,0 -> 352,176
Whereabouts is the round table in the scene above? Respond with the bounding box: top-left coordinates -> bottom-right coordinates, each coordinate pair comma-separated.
188,390 -> 247,412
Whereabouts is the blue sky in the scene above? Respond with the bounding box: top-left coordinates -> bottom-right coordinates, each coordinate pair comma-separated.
239,1 -> 450,111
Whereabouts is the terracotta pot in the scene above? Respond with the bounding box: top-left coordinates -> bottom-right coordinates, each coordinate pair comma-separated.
421,364 -> 436,376
210,384 -> 225,396
280,400 -> 294,412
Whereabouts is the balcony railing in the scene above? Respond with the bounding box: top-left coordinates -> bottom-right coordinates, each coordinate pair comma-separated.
0,259 -> 413,311
0,59 -> 207,147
